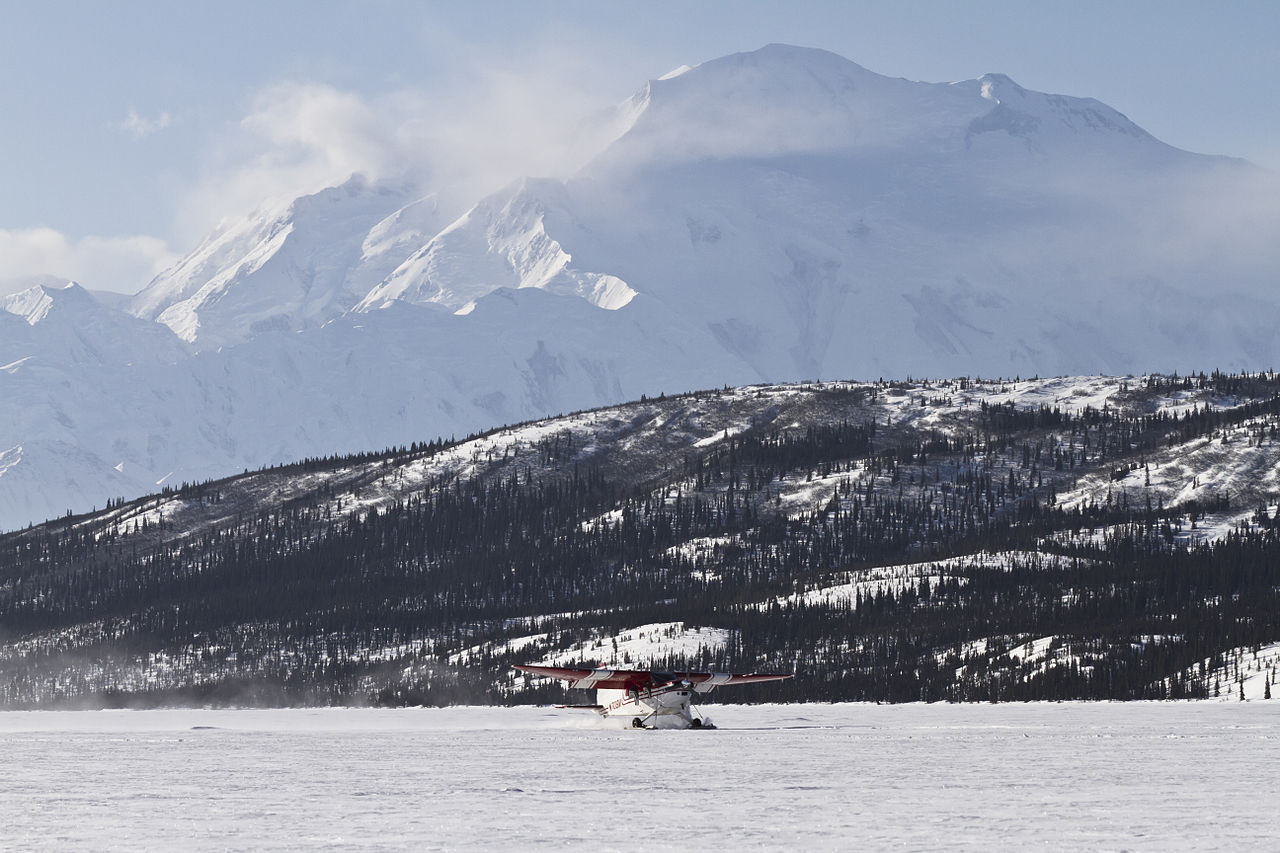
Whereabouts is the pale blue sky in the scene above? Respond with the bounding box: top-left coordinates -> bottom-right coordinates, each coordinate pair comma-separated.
2,0 -> 1276,292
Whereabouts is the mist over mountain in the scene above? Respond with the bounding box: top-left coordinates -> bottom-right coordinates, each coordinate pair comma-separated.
3,45 -> 1279,532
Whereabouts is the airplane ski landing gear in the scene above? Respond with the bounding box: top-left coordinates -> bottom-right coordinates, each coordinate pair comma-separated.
630,713 -> 714,730
685,708 -> 716,730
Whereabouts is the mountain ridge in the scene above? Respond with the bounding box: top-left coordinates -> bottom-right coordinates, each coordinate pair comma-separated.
3,372 -> 1279,707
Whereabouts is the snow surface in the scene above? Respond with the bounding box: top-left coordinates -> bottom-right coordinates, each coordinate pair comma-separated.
1,703 -> 1277,851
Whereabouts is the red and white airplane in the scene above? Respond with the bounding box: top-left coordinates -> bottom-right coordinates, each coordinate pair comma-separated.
514,664 -> 791,729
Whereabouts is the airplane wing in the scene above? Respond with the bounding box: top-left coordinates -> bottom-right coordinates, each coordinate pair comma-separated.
681,672 -> 792,692
515,665 -> 791,692
514,665 -> 658,690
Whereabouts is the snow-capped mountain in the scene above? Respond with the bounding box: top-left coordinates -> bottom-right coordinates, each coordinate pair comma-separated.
0,282 -> 193,527
358,46 -> 1276,380
3,44 -> 1279,532
3,280 -> 188,367
355,177 -> 638,314
1,282 -> 744,531
129,175 -> 443,349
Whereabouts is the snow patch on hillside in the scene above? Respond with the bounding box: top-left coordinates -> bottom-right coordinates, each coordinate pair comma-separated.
0,357 -> 32,375
1168,642 -> 1280,701
1053,414 -> 1280,543
693,426 -> 745,448
535,622 -> 734,669
2,285 -> 61,325
450,634 -> 549,666
0,446 -> 21,479
764,551 -> 1050,610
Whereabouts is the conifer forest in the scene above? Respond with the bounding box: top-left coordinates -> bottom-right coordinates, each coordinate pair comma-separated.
2,372 -> 1279,708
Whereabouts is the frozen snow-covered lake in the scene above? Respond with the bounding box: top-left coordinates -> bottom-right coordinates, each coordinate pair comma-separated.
3,703 -> 1277,851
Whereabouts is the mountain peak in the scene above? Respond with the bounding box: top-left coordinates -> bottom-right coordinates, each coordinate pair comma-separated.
961,71 -> 1152,147
599,46 -> 1170,170
699,43 -> 874,74
130,175 -> 429,349
2,280 -> 90,326
976,72 -> 1027,102
656,43 -> 882,100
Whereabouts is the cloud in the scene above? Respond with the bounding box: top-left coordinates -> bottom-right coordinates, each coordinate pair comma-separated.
175,82 -> 431,239
1158,163 -> 1280,290
175,50 -> 632,240
241,83 -> 404,179
0,228 -> 178,296
120,108 -> 173,139
1073,160 -> 1280,290
964,155 -> 1280,320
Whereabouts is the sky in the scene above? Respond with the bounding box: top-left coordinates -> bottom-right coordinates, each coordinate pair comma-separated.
1,0 -> 1277,295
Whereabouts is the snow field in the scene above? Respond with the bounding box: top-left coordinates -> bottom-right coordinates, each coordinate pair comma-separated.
2,703 -> 1277,852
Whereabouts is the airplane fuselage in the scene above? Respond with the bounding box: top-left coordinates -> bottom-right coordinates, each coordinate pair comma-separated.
597,684 -> 704,728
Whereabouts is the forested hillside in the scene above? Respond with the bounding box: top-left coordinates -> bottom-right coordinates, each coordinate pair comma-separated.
3,372 -> 1279,708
